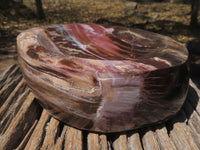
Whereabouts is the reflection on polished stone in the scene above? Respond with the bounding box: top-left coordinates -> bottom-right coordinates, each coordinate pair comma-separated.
17,24 -> 189,133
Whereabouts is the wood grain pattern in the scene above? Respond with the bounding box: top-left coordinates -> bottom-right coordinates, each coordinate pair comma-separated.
0,64 -> 200,150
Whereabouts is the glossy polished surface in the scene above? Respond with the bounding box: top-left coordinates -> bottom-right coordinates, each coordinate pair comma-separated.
17,24 -> 189,133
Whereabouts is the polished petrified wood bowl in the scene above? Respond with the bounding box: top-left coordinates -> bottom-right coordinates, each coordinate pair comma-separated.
17,24 -> 189,133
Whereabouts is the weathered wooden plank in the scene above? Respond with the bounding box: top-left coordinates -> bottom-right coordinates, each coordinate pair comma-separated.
54,126 -> 68,149
187,116 -> 200,149
87,133 -> 109,150
0,93 -> 42,150
167,110 -> 199,150
182,100 -> 200,148
127,131 -> 143,150
99,134 -> 109,150
0,89 -> 30,135
154,124 -> 177,150
40,117 -> 60,149
0,64 -> 21,90
0,74 -> 23,108
24,110 -> 51,150
183,100 -> 200,134
88,133 -> 101,150
16,120 -> 38,150
64,127 -> 82,150
112,134 -> 128,150
0,79 -> 27,118
140,128 -> 160,150
0,64 -> 18,85
188,110 -> 200,136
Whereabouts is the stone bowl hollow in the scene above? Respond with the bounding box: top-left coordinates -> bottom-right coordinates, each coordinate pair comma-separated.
17,24 -> 189,133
